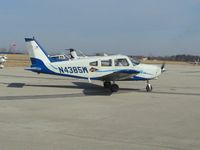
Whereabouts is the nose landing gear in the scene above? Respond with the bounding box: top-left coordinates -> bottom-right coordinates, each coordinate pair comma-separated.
146,80 -> 153,92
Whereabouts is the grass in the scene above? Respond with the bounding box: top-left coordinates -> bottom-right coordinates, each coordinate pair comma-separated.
4,54 -> 30,67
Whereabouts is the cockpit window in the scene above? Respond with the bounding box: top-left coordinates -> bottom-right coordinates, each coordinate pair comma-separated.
90,61 -> 98,66
129,57 -> 140,66
101,59 -> 112,67
114,58 -> 129,66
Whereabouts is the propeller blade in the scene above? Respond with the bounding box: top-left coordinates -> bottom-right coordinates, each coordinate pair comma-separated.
161,62 -> 166,72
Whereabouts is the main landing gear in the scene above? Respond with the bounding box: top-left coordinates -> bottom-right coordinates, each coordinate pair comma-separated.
103,80 -> 153,93
146,80 -> 153,92
103,81 -> 119,92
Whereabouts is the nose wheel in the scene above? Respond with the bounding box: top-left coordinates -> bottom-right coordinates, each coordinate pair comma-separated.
146,80 -> 153,92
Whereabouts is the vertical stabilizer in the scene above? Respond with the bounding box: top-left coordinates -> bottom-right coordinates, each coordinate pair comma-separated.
25,37 -> 50,65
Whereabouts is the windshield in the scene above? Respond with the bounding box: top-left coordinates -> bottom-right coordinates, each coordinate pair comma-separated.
129,57 -> 140,66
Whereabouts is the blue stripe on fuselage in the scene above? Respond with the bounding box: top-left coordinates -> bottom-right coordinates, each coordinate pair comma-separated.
131,76 -> 147,81
131,76 -> 154,81
96,69 -> 139,74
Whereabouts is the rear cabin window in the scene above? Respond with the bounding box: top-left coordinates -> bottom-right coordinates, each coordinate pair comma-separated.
114,58 -> 129,66
101,59 -> 112,67
90,61 -> 98,66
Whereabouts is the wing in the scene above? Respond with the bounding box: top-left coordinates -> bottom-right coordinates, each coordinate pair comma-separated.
98,69 -> 139,81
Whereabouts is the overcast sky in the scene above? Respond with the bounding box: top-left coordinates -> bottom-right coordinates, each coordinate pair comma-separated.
0,0 -> 200,56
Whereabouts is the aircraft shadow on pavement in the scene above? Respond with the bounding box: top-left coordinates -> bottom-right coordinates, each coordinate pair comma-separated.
5,82 -> 143,96
0,74 -> 67,81
2,82 -> 200,97
6,82 -> 113,96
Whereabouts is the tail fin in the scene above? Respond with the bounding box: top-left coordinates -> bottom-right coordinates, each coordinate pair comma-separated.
25,37 -> 50,66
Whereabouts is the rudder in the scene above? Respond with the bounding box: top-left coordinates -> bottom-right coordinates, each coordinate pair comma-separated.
25,37 -> 50,66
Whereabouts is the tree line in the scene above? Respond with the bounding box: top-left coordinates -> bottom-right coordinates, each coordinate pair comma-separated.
147,55 -> 200,62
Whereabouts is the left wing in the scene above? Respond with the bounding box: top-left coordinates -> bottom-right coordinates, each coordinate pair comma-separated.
98,69 -> 139,81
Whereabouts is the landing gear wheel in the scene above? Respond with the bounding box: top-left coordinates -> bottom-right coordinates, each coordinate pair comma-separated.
146,84 -> 153,92
110,84 -> 119,92
104,81 -> 111,88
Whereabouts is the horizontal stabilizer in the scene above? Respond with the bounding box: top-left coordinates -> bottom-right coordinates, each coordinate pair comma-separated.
25,38 -> 34,42
25,67 -> 42,72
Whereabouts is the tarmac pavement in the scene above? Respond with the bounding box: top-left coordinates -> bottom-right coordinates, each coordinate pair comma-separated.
0,65 -> 199,150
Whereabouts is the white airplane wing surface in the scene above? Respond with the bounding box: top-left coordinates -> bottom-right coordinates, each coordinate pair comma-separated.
99,69 -> 139,81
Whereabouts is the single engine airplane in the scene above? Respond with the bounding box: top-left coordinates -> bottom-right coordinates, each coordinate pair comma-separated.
25,37 -> 165,92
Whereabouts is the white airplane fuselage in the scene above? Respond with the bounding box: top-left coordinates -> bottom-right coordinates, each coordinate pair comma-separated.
29,54 -> 161,81
25,37 -> 164,92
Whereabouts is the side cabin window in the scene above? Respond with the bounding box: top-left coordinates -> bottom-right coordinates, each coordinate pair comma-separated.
114,58 -> 129,66
101,59 -> 112,67
90,61 -> 98,66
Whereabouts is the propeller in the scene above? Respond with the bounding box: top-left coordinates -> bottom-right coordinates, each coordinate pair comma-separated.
65,48 -> 76,52
161,62 -> 166,73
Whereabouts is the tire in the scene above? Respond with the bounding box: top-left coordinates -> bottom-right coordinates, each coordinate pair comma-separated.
104,81 -> 111,88
110,84 -> 119,92
146,84 -> 152,92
